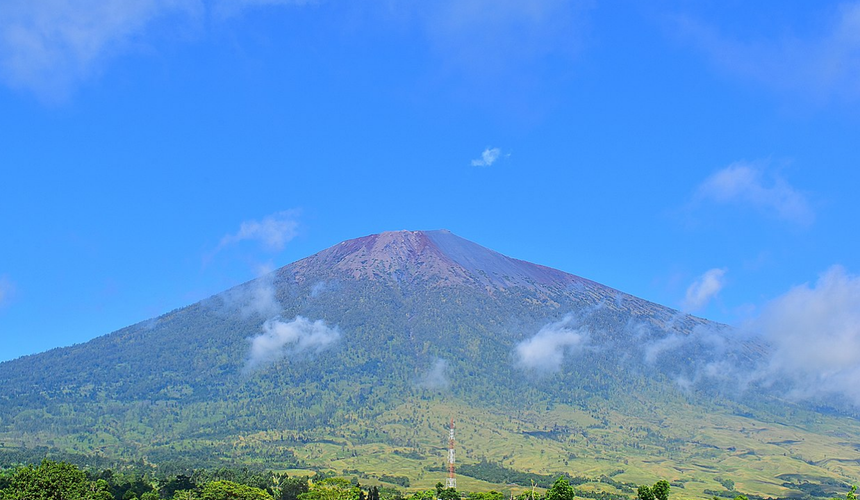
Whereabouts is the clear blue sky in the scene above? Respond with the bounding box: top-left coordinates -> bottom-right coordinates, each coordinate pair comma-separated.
1,0 -> 859,363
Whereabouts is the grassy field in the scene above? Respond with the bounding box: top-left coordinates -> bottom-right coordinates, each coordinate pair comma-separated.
275,397 -> 860,499
3,394 -> 858,499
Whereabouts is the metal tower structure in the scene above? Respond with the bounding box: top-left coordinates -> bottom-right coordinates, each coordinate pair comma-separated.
445,418 -> 456,489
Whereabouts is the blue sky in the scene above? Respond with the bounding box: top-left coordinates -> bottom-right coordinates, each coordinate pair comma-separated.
1,0 -> 859,363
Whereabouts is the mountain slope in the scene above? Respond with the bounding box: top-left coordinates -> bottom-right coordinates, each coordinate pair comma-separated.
0,230 -> 857,498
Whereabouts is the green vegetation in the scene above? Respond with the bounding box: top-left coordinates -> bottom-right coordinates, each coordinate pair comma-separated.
2,244 -> 860,500
2,457 -> 858,500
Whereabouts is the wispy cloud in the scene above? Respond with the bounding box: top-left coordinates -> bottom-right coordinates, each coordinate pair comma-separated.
0,275 -> 15,308
1,0 -> 591,100
0,0 -> 200,99
514,314 -> 589,374
211,0 -> 315,20
683,268 -> 726,313
245,315 -> 341,371
219,209 -> 300,252
219,263 -> 281,318
749,266 -> 860,404
695,162 -> 813,225
675,3 -> 860,102
414,0 -> 590,83
471,147 -> 502,167
417,357 -> 450,390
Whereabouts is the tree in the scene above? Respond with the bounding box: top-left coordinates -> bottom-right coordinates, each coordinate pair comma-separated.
833,486 -> 858,500
0,459 -> 112,500
637,485 -> 655,500
299,478 -> 356,500
546,477 -> 574,500
652,480 -> 670,500
438,488 -> 459,500
202,480 -> 274,500
279,477 -> 310,500
161,474 -> 197,499
468,492 -> 504,500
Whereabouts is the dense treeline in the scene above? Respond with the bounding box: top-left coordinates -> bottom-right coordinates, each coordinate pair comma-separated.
457,460 -> 588,489
0,460 -> 626,500
2,458 -> 858,500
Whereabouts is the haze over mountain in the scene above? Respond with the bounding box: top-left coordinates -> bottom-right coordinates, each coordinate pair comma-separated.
1,230 -> 858,498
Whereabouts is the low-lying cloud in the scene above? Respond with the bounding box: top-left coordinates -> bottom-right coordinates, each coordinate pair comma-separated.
220,266 -> 282,319
750,265 -> 860,404
683,268 -> 726,312
515,314 -> 589,374
633,265 -> 860,407
418,357 -> 450,390
245,315 -> 341,371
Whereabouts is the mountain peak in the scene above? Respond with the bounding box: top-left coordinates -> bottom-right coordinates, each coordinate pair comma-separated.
287,229 -> 583,290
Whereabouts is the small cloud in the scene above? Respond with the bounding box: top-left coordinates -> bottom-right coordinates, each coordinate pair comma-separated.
749,266 -> 860,404
417,357 -> 450,390
219,209 -> 300,252
310,281 -> 327,298
245,315 -> 341,371
683,268 -> 727,312
514,314 -> 589,374
695,162 -> 813,225
220,264 -> 281,318
471,147 -> 502,167
0,275 -> 15,308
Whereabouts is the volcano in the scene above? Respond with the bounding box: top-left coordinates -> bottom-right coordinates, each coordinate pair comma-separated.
0,230 -> 857,498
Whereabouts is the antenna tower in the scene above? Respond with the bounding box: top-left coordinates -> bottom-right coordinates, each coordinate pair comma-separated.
445,418 -> 456,489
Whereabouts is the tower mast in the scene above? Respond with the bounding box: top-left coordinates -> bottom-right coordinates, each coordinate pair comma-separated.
446,417 -> 456,489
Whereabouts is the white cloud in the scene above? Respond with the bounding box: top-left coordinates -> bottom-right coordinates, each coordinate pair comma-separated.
220,263 -> 281,318
471,147 -> 502,167
676,3 -> 860,102
417,357 -> 450,390
750,266 -> 860,404
683,268 -> 726,312
514,314 -> 589,374
653,266 -> 860,406
0,0 -> 200,98
696,162 -> 813,225
219,209 -> 300,252
245,315 -> 340,371
0,275 -> 15,307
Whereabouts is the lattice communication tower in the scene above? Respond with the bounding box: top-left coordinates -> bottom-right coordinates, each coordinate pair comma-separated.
445,418 -> 456,489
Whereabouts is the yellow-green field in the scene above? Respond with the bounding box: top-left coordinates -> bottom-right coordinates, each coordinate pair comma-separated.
4,395 -> 859,499
199,397 -> 860,499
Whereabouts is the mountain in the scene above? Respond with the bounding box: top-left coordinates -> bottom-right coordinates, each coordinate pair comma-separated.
1,230 -> 858,498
